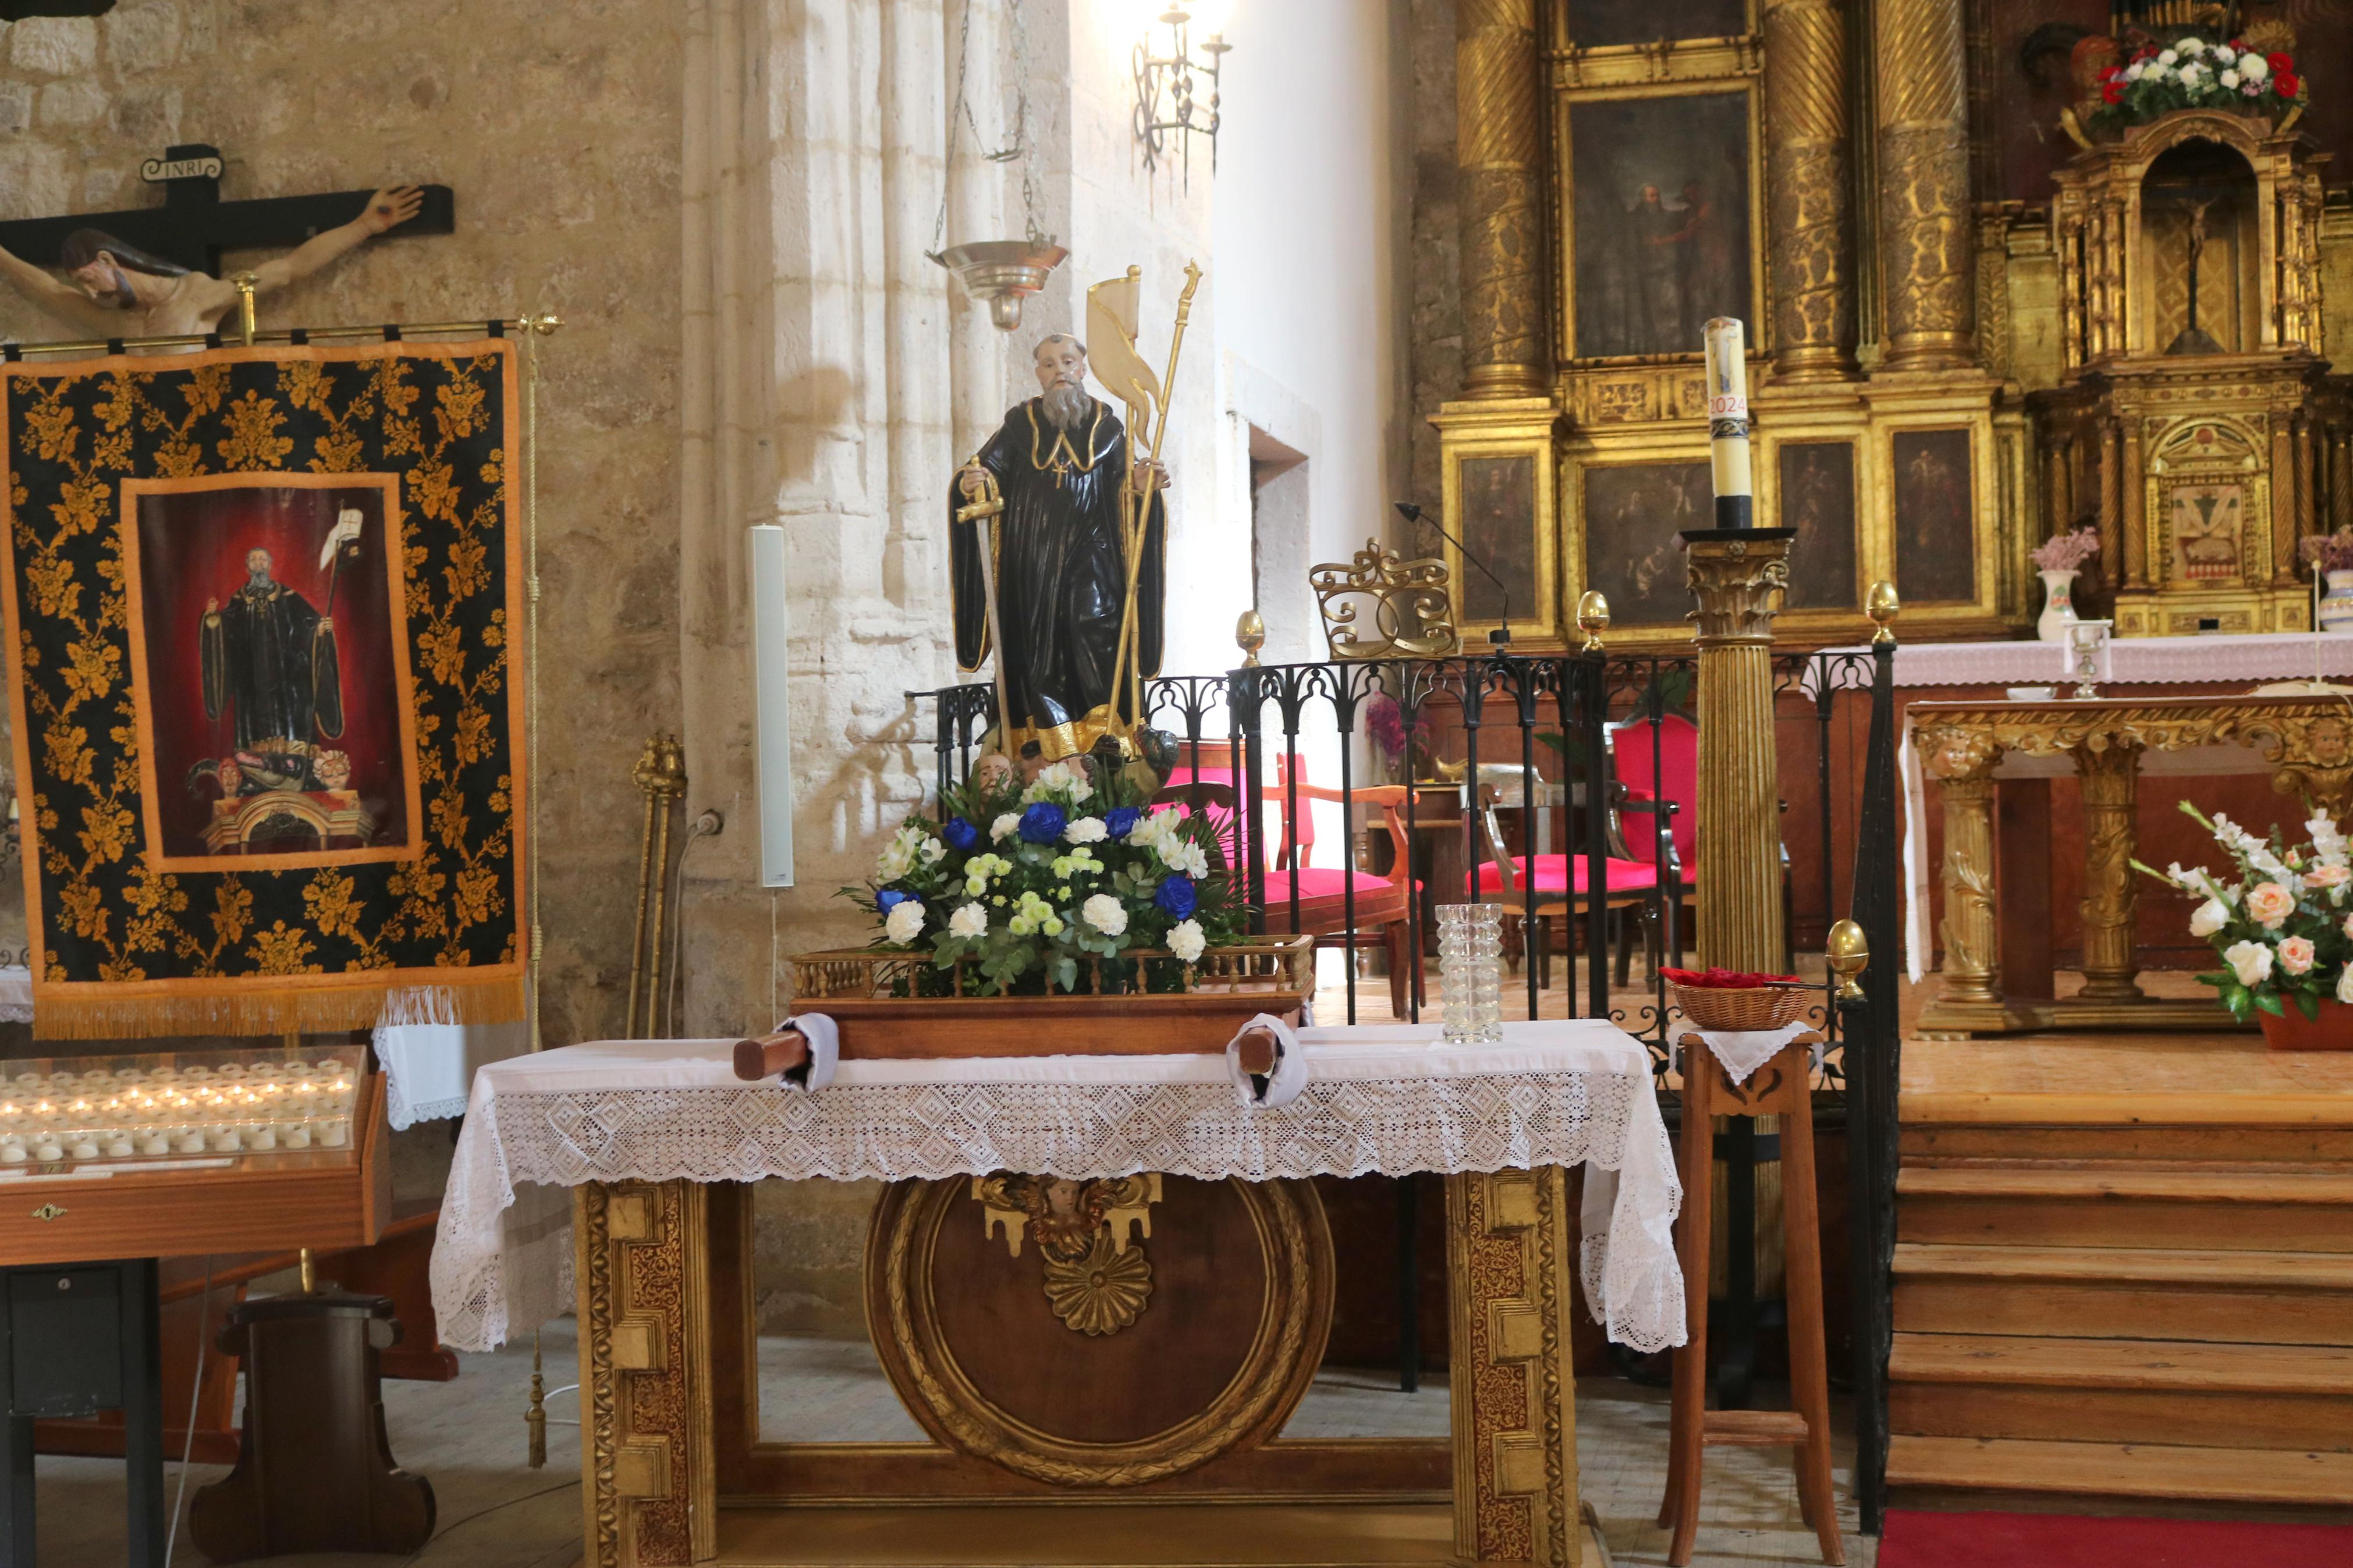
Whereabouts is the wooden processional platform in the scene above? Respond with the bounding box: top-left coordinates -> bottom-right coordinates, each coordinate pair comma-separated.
1886,1027 -> 2353,1512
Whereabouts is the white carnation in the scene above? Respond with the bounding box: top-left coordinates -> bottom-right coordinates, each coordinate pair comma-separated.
1081,893 -> 1129,936
2125,60 -> 2145,81
885,899 -> 927,944
2220,68 -> 2240,88
1063,816 -> 1108,844
1166,918 -> 1206,963
2241,53 -> 2269,81
948,902 -> 989,939
2223,938 -> 2273,988
990,812 -> 1021,843
2156,48 -> 2177,66
2213,42 -> 2235,64
2178,36 -> 2205,56
2189,898 -> 2230,937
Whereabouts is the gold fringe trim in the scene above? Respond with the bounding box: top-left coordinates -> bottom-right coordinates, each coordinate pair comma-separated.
29,971 -> 527,1043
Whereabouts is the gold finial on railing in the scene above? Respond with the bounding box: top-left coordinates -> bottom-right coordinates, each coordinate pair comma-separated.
232,273 -> 258,346
1575,589 -> 1610,653
517,311 -> 565,336
1865,580 -> 1900,646
1236,609 -> 1266,667
1826,918 -> 1869,1000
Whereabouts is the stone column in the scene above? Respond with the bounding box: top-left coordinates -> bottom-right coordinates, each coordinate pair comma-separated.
2074,742 -> 2145,1002
1872,0 -> 1975,369
1455,0 -> 1547,397
1682,533 -> 1793,972
1763,0 -> 1856,379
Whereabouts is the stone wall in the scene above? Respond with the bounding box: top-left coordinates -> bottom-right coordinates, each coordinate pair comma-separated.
0,0 -> 687,1047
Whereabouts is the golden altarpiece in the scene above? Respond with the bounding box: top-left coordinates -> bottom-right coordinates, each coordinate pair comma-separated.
2029,111 -> 2353,635
1431,2 -> 2353,650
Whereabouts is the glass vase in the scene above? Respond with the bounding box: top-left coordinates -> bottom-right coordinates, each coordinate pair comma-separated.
1438,902 -> 1504,1044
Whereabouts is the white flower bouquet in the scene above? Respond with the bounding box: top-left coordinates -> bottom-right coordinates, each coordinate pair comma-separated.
2135,802 -> 2353,1026
2096,33 -> 2307,133
847,759 -> 1238,996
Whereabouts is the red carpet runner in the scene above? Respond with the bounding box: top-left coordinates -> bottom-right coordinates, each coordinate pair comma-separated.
1879,1509 -> 2353,1567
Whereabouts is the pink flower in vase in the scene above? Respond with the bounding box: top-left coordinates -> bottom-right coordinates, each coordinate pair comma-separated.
2280,935 -> 2317,975
2246,881 -> 2297,928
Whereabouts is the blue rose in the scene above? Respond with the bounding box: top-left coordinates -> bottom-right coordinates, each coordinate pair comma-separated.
1018,802 -> 1067,844
1154,874 -> 1198,919
942,816 -> 979,851
876,888 -> 913,912
1103,806 -> 1142,840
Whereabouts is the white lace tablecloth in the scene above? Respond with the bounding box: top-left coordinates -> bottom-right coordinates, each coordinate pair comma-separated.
430,1021 -> 1685,1357
1821,631 -> 2353,689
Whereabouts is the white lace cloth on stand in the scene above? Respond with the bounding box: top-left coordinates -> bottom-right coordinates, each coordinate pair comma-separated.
1687,1021 -> 1816,1086
430,1019 -> 1686,1357
1818,632 -> 2353,689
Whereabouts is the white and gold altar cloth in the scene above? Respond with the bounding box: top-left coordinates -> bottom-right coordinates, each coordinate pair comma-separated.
429,1021 -> 1685,1356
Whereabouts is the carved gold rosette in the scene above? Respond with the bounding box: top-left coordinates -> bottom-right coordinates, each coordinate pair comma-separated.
865,1175 -> 1332,1487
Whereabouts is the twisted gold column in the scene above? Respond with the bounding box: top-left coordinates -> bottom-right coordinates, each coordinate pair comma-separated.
2075,742 -> 2145,1003
1456,0 -> 1546,398
1763,0 -> 1857,380
1872,0 -> 1974,369
1682,534 -> 1792,972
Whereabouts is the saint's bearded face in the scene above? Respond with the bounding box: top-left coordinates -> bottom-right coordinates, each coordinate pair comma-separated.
246,549 -> 274,587
1034,338 -> 1091,432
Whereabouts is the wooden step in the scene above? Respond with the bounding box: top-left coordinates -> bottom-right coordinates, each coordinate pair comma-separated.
1886,1435 -> 2353,1505
1901,1123 -> 2353,1166
1896,1167 -> 2353,1252
1889,1334 -> 2353,1454
1893,1243 -> 2353,1345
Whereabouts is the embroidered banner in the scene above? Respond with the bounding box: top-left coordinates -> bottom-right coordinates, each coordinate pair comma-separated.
1,341 -> 527,1037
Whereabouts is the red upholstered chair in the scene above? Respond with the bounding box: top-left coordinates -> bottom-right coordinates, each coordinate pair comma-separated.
1612,712 -> 1792,971
1464,760 -> 1669,987
1260,755 -> 1425,1018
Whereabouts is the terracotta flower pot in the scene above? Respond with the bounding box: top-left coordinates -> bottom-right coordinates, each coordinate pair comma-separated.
2256,998 -> 2353,1051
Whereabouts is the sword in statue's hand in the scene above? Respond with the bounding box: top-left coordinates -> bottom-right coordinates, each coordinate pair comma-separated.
955,465 -> 1016,749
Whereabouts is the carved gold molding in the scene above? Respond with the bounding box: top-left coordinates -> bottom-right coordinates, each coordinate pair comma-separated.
1873,0 -> 1975,369
1546,34 -> 1762,89
576,1180 -> 714,1568
1458,0 -> 1548,397
1447,1168 -> 1581,1566
1762,0 -> 1855,381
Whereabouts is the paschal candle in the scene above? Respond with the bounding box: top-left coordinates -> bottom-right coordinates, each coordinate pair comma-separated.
1704,317 -> 1752,530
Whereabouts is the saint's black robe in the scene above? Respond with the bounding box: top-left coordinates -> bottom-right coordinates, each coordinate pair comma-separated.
950,397 -> 1166,734
200,578 -> 344,752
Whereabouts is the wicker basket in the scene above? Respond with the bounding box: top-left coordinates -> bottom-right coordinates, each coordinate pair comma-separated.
1667,982 -> 1814,1033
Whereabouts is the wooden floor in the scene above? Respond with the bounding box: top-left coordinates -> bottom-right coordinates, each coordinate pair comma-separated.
1889,1000 -> 2353,1513
715,1503 -> 1464,1566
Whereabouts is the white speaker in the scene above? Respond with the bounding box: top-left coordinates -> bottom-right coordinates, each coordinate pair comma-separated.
748,524 -> 796,888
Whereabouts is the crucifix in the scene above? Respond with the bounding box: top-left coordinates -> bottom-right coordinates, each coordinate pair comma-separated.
0,143 -> 454,343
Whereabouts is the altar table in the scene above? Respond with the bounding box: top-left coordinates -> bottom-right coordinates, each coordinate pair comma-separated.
431,1021 -> 1683,1568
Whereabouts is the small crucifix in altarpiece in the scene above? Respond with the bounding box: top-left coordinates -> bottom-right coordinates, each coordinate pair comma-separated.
0,142 -> 454,343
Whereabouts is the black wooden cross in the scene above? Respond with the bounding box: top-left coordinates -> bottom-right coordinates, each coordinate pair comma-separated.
0,143 -> 453,276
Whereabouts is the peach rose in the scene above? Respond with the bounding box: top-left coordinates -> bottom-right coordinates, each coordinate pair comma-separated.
2309,865 -> 2351,890
2279,936 -> 2317,975
2245,881 -> 2297,928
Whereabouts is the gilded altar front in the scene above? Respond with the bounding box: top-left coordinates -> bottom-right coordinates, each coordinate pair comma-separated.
1911,692 -> 2353,1036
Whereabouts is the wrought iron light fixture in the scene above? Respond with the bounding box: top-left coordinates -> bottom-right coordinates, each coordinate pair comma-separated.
1133,7 -> 1230,187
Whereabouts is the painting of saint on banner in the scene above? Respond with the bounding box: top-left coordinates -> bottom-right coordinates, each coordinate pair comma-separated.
125,476 -> 418,868
1571,93 -> 1753,361
1,341 -> 525,1039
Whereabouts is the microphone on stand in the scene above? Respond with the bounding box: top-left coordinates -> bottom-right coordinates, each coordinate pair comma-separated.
1394,500 -> 1513,646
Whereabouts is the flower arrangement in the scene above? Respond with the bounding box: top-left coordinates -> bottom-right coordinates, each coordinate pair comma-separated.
1660,966 -> 1802,989
2299,528 -> 2353,574
847,759 -> 1240,995
2134,802 -> 2353,1025
1365,693 -> 1431,779
2031,526 -> 2101,574
2095,34 -> 2306,131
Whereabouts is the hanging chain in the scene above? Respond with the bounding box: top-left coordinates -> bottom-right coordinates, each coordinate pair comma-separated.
931,0 -> 1049,258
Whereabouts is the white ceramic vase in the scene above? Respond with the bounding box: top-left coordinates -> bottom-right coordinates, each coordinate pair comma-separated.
2320,568 -> 2353,633
2036,568 -> 2080,643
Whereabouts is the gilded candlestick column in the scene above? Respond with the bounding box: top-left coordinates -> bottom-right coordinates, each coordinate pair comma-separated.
1872,0 -> 1975,369
1681,532 -> 1791,972
1455,0 -> 1546,397
1762,0 -> 1857,380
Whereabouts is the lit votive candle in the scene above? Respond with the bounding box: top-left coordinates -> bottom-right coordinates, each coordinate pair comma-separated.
33,1139 -> 63,1162
68,1137 -> 98,1160
282,1123 -> 312,1149
137,1131 -> 171,1156
104,1134 -> 133,1158
0,1140 -> 24,1164
176,1129 -> 206,1155
249,1125 -> 276,1151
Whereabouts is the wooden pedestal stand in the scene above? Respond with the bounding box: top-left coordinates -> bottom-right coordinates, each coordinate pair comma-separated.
1660,1033 -> 1842,1567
